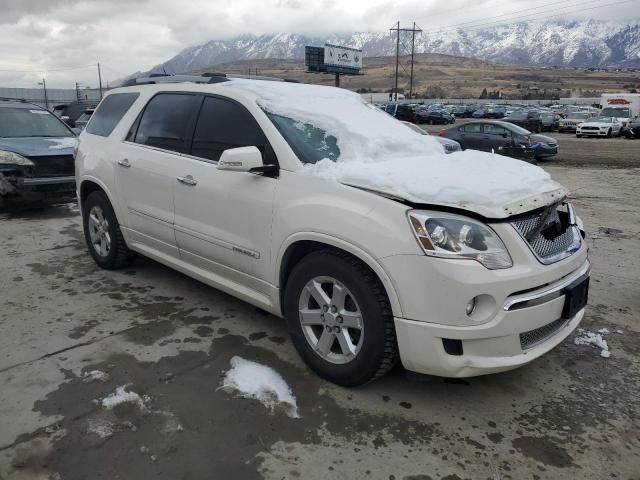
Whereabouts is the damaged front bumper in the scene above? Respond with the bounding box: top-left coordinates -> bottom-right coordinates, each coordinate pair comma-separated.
0,171 -> 76,204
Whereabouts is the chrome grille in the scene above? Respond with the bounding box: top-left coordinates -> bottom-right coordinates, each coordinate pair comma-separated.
520,317 -> 569,350
511,204 -> 581,265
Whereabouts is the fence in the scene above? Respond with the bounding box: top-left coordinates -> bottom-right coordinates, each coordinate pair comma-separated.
0,87 -> 103,109
361,94 -> 600,106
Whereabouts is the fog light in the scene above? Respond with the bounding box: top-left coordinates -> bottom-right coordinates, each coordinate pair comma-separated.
465,298 -> 477,316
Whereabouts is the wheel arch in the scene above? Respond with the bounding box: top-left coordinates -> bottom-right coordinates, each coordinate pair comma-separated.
276,233 -> 402,318
78,177 -> 120,219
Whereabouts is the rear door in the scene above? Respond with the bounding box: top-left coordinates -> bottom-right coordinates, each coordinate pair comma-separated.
173,95 -> 277,295
116,92 -> 201,257
481,123 -> 513,152
456,123 -> 483,149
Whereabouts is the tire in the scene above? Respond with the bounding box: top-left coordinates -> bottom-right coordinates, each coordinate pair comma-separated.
607,128 -> 612,138
576,134 -> 582,138
284,249 -> 398,386
82,190 -> 135,270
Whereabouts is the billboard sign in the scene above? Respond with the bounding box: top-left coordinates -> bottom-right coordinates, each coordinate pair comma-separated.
323,44 -> 362,70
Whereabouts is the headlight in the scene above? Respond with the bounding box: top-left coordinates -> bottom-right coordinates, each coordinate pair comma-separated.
407,210 -> 513,269
0,150 -> 34,166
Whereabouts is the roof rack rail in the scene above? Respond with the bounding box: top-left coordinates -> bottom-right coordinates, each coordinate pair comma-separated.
123,72 -> 298,86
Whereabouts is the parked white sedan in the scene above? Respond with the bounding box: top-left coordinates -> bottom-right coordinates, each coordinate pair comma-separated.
576,117 -> 623,137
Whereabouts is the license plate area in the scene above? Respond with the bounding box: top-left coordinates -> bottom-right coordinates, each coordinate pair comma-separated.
561,276 -> 589,319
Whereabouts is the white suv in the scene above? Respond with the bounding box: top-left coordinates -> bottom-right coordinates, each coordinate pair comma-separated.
75,75 -> 590,386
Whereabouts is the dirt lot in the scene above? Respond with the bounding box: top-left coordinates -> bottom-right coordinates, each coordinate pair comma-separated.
422,119 -> 640,168
0,161 -> 639,479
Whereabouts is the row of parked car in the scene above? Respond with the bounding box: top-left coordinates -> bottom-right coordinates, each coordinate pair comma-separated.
383,100 -> 640,139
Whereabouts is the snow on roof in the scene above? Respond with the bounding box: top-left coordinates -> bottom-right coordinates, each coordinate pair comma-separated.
224,79 -> 564,214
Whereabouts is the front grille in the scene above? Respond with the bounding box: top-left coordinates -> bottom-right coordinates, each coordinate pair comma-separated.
28,155 -> 75,178
520,317 -> 569,349
547,143 -> 557,148
581,126 -> 599,131
511,204 -> 581,264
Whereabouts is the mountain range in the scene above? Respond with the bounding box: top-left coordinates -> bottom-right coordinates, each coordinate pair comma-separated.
137,20 -> 640,78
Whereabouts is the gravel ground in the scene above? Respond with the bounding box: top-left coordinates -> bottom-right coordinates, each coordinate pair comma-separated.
0,162 -> 638,480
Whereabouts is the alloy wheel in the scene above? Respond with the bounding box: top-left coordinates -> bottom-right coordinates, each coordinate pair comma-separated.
298,276 -> 364,364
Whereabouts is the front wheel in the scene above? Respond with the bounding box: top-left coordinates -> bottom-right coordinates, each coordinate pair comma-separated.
607,128 -> 612,138
284,250 -> 398,386
82,191 -> 135,270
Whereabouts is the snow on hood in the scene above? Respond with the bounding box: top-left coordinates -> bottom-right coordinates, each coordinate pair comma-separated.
226,80 -> 566,217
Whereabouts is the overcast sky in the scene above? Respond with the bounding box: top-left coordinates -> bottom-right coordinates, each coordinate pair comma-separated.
1,0 -> 638,88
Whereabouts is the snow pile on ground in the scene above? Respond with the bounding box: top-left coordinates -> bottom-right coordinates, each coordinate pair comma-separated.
226,79 -> 564,210
81,370 -> 110,383
222,356 -> 299,418
574,328 -> 614,358
101,386 -> 146,410
87,419 -> 114,439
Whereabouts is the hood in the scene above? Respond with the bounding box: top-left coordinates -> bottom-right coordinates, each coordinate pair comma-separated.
0,137 -> 77,157
580,120 -> 616,126
306,150 -> 567,219
530,134 -> 556,144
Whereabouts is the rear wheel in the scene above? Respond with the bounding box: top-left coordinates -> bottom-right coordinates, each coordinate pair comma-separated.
82,191 -> 135,270
284,250 -> 398,386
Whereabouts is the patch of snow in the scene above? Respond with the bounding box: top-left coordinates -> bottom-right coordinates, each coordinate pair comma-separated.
48,137 -> 77,150
222,356 -> 299,418
101,386 -> 146,410
224,79 -> 564,215
87,419 -> 114,439
615,329 -> 624,334
597,328 -> 610,335
82,370 -> 110,383
574,330 -> 611,358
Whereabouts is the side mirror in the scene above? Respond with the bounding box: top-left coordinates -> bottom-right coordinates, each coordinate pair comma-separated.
217,146 -> 277,175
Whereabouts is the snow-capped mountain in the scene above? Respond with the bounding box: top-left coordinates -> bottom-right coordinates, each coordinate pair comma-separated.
144,20 -> 640,76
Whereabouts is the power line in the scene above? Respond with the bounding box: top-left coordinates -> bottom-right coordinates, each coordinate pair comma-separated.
0,63 -> 97,73
414,0 -> 598,30
426,0 -> 634,35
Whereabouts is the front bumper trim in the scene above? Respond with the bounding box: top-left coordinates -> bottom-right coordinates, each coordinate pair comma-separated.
503,261 -> 590,311
18,176 -> 76,186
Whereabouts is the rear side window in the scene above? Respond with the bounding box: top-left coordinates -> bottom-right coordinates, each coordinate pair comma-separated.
86,93 -> 139,137
134,94 -> 200,153
460,124 -> 481,133
191,96 -> 270,162
483,124 -> 508,136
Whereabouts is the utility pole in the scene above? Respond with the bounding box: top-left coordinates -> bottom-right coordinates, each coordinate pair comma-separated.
97,62 -> 103,100
393,21 -> 399,101
409,22 -> 416,98
75,82 -> 81,103
38,78 -> 49,110
389,22 -> 422,101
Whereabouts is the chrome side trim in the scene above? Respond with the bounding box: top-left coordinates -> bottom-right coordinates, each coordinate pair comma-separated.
503,261 -> 590,311
19,176 -> 76,186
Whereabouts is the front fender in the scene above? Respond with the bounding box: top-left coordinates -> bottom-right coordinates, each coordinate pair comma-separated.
275,231 -> 404,318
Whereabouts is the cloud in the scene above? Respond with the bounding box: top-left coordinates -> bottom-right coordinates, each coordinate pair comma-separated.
0,0 -> 637,88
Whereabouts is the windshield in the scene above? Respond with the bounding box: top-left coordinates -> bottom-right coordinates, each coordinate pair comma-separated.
504,123 -> 531,135
568,113 -> 589,120
601,107 -> 630,118
596,117 -> 615,123
267,113 -> 340,164
0,107 -> 74,138
509,112 -> 528,119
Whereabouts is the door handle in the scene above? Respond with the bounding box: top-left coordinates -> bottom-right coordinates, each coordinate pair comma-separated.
117,158 -> 131,168
177,175 -> 197,186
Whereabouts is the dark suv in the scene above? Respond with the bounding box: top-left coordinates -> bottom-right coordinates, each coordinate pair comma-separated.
503,110 -> 543,132
395,104 -> 417,122
0,100 -> 77,207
